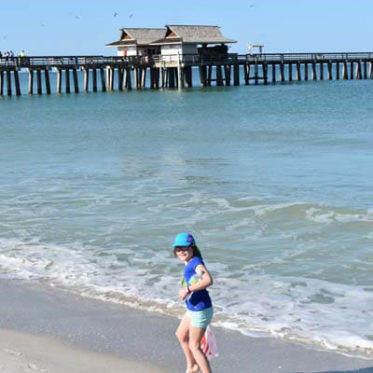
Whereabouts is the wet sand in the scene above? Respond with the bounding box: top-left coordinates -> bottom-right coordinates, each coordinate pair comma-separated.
0,279 -> 372,373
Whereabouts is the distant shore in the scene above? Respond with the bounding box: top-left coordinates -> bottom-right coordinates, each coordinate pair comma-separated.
0,279 -> 372,373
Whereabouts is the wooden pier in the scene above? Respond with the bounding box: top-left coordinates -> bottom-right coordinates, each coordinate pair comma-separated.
1,52 -> 373,96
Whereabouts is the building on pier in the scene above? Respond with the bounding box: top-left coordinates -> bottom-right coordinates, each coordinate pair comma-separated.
151,25 -> 236,64
106,28 -> 165,57
106,25 -> 236,63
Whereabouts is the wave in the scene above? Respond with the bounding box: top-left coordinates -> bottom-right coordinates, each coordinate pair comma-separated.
0,237 -> 372,359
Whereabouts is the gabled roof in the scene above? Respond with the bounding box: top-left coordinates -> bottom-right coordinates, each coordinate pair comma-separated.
106,28 -> 165,47
152,25 -> 236,45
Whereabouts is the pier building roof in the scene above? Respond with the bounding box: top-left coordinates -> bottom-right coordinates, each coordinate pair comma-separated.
151,25 -> 236,45
106,28 -> 165,47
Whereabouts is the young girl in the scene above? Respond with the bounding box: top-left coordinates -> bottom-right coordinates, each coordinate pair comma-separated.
173,232 -> 214,373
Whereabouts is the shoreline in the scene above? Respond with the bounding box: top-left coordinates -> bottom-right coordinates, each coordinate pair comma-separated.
0,327 -> 167,373
0,279 -> 372,373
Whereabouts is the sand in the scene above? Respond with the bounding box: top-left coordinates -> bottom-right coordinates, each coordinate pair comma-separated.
0,279 -> 372,373
0,328 -> 166,373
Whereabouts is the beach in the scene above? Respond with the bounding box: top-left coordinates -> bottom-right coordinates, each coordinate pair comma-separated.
0,279 -> 372,373
0,78 -> 373,371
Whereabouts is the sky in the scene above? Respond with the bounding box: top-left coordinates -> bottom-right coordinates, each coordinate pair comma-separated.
1,0 -> 372,56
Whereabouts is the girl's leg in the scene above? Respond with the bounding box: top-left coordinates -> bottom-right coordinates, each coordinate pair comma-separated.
189,326 -> 212,373
175,313 -> 199,373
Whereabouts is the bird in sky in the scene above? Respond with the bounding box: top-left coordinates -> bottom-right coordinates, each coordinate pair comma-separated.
113,12 -> 118,17
129,14 -> 133,18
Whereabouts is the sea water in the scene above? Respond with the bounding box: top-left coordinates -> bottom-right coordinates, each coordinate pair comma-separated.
0,76 -> 372,358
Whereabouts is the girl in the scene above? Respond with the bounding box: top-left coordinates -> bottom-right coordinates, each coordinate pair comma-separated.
173,233 -> 214,373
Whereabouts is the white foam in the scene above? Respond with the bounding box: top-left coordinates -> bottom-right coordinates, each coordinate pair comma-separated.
0,226 -> 372,359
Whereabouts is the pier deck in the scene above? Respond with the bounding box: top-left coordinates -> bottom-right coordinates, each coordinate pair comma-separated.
1,52 -> 373,96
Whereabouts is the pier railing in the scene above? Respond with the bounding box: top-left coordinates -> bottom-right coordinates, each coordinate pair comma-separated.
2,52 -> 373,69
0,55 -> 153,69
2,51 -> 373,96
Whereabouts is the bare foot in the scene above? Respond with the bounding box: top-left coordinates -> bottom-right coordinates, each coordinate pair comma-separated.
186,363 -> 200,373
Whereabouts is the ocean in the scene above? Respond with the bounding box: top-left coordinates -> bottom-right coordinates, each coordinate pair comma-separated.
1,74 -> 372,358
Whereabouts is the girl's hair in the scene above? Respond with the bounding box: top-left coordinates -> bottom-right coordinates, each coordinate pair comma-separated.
191,244 -> 202,259
173,243 -> 203,259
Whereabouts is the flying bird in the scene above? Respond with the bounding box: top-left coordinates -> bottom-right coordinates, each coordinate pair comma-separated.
129,14 -> 133,18
113,12 -> 118,17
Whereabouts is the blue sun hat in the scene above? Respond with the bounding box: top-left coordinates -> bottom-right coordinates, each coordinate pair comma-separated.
172,232 -> 195,248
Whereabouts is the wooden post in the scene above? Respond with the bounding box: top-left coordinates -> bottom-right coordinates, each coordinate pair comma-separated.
225,65 -> 231,86
187,66 -> 193,88
65,69 -> 70,93
243,64 -> 249,85
165,69 -> 169,88
304,63 -> 308,81
336,62 -> 340,80
122,68 -> 127,90
106,68 -> 111,91
161,68 -> 166,88
6,70 -> 12,96
149,68 -> 155,89
37,69 -> 42,95
118,68 -> 124,90
354,61 -> 358,79
14,70 -> 21,96
312,62 -> 317,80
319,63 -> 324,80
171,68 -> 175,88
156,68 -> 160,88
263,63 -> 268,85
254,62 -> 259,85
350,61 -> 354,80
45,69 -> 51,94
126,68 -> 132,90
368,61 -> 373,79
91,68 -> 97,92
199,65 -> 206,87
0,70 -> 3,96
216,65 -> 223,86
207,66 -> 212,86
177,64 -> 183,89
288,63 -> 293,81
73,69 -> 79,93
328,62 -> 332,80
138,68 -> 143,89
110,68 -> 115,91
133,68 -> 138,89
56,69 -> 62,93
296,62 -> 301,81
357,60 -> 362,79
272,63 -> 276,84
363,61 -> 368,79
233,65 -> 240,86
100,68 -> 106,91
83,68 -> 89,92
279,62 -> 285,82
142,68 -> 147,89
28,69 -> 34,95
342,60 -> 348,79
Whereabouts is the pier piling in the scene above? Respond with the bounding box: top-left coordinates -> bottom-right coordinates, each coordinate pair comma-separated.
45,69 -> 51,94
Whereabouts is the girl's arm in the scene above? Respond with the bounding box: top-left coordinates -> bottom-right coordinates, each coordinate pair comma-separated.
189,264 -> 213,292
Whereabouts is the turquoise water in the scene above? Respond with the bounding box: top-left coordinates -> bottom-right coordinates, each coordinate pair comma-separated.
0,80 -> 372,357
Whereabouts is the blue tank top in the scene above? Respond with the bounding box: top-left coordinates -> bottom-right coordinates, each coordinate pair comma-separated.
183,256 -> 212,312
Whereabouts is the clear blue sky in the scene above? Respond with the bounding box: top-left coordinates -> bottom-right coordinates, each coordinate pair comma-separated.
1,0 -> 372,56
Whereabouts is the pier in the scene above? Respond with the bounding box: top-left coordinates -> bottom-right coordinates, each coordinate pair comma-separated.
1,52 -> 373,96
